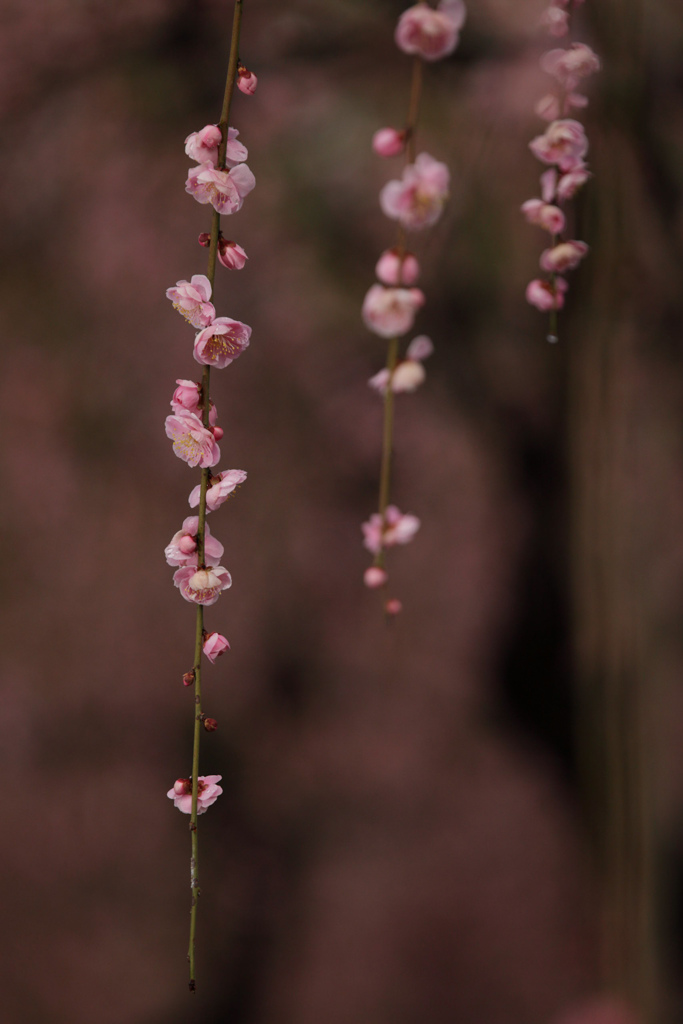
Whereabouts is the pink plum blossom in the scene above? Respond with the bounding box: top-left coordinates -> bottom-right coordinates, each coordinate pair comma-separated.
165,412 -> 220,468
173,564 -> 232,605
529,119 -> 588,172
372,127 -> 406,158
167,775 -> 223,814
218,239 -> 248,270
186,161 -> 256,215
170,380 -> 218,425
362,284 -> 425,338
557,164 -> 591,200
203,632 -> 230,662
189,469 -> 248,512
362,505 -> 421,555
237,67 -> 258,95
364,566 -> 388,588
540,239 -> 588,272
542,44 -> 601,91
540,5 -> 569,36
375,248 -> 420,285
194,317 -> 252,369
369,336 -> 433,394
525,276 -> 568,311
395,0 -> 466,61
391,360 -> 426,391
165,516 -> 224,567
165,276 -> 215,329
521,199 -> 566,234
184,125 -> 222,165
380,152 -> 450,230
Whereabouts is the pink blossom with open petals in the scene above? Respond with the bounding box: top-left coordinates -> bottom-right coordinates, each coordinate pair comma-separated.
375,248 -> 420,285
170,380 -> 217,426
521,199 -> 566,234
525,277 -> 568,311
194,317 -> 252,369
189,469 -> 248,512
167,775 -> 223,814
529,119 -> 588,172
557,164 -> 591,200
395,0 -> 466,61
165,275 -> 215,328
186,161 -> 255,215
165,516 -> 224,567
184,125 -> 222,165
203,632 -> 230,662
362,284 -> 425,338
380,152 -> 450,230
362,505 -> 421,555
237,67 -> 258,95
540,239 -> 588,272
173,564 -> 232,605
218,239 -> 248,270
165,412 -> 220,468
373,128 -> 406,158
542,44 -> 601,91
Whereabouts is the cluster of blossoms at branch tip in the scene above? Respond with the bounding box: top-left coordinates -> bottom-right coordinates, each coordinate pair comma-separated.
166,113 -> 257,815
361,2 -> 465,605
523,1 -> 600,334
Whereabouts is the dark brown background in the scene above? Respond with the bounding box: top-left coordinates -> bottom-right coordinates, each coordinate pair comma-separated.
1,0 -> 682,1021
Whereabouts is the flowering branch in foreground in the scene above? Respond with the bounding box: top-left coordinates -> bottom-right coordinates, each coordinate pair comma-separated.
361,0 -> 466,613
522,0 -> 600,342
162,0 -> 255,991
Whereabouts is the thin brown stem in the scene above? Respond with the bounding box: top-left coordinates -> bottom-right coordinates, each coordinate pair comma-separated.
187,0 -> 245,992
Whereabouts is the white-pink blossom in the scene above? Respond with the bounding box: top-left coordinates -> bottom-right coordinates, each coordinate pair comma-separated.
203,632 -> 230,662
184,125 -> 222,165
218,239 -> 248,270
369,336 -> 433,394
525,277 -> 568,311
167,775 -> 223,814
165,516 -> 224,567
165,275 -> 215,328
395,0 -> 466,61
542,44 -> 601,91
194,317 -> 252,369
189,469 -> 248,512
362,284 -> 425,338
170,380 -> 218,426
186,161 -> 255,215
173,564 -> 232,605
375,248 -> 420,286
540,239 -> 588,272
557,164 -> 591,200
380,152 -> 450,230
529,119 -> 588,172
521,199 -> 566,234
362,505 -> 421,555
372,127 -> 406,158
165,412 -> 220,468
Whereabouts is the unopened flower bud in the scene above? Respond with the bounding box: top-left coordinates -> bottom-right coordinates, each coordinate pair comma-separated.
375,248 -> 420,286
385,599 -> 403,615
174,777 -> 192,795
237,66 -> 257,95
198,232 -> 212,248
364,566 -> 388,589
183,671 -> 195,687
203,717 -> 218,732
391,359 -> 426,392
372,127 -> 406,158
178,535 -> 197,555
203,632 -> 230,662
212,425 -> 224,441
217,239 -> 248,270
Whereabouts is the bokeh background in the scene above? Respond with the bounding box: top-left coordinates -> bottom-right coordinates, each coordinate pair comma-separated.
2,0 -> 683,1020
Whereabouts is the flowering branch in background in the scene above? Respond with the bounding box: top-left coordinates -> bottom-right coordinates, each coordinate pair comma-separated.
162,0 -> 255,991
522,0 -> 600,342
361,0 -> 466,613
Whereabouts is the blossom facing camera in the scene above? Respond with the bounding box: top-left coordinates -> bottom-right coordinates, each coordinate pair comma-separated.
373,127 -> 406,158
525,277 -> 568,311
364,566 -> 388,589
375,248 -> 420,286
380,152 -> 450,230
165,412 -> 220,468
237,66 -> 258,95
529,119 -> 589,172
165,276 -> 215,328
395,0 -> 466,61
167,775 -> 223,814
173,564 -> 232,605
186,161 -> 256,215
194,317 -> 252,369
203,632 -> 231,662
362,505 -> 421,555
362,284 -> 425,338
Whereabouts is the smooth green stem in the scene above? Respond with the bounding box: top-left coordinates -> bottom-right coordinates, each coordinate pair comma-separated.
187,0 -> 244,992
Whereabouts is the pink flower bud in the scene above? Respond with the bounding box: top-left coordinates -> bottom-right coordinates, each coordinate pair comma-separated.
540,240 -> 588,272
525,277 -> 568,311
203,632 -> 230,662
178,535 -> 197,555
212,425 -> 224,441
203,717 -> 218,732
375,248 -> 420,286
372,127 -> 406,158
198,232 -> 212,247
391,359 -> 426,392
540,5 -> 569,37
174,778 -> 191,796
385,599 -> 403,615
183,671 -> 195,687
364,566 -> 388,588
218,239 -> 248,270
237,66 -> 258,95
185,125 -> 222,165
521,199 -> 566,234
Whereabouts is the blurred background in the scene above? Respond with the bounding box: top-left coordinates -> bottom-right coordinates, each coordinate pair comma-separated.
1,0 -> 683,1020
